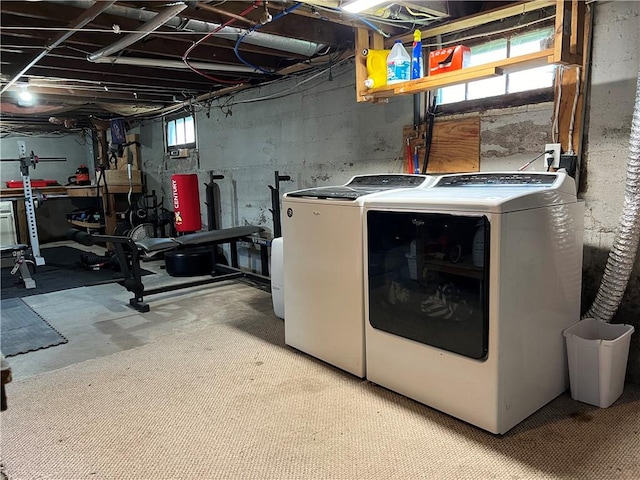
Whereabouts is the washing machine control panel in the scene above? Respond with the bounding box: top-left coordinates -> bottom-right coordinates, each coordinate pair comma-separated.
436,173 -> 557,187
287,175 -> 428,200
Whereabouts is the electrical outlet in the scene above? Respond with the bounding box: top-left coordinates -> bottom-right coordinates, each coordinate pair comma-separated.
544,143 -> 561,169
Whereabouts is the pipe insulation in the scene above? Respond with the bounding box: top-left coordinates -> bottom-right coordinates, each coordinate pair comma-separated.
585,63 -> 640,322
87,3 -> 188,62
57,0 -> 325,57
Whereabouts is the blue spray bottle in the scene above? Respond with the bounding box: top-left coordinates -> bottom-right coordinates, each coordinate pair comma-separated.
411,30 -> 423,80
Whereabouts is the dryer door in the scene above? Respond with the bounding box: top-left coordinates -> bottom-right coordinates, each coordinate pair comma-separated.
367,210 -> 490,360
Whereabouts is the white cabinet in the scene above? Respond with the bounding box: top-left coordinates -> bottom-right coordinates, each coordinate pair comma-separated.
0,201 -> 18,246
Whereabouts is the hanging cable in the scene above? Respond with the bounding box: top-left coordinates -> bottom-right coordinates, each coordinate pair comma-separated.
233,3 -> 303,75
355,16 -> 391,38
182,1 -> 262,85
567,66 -> 581,155
552,66 -> 564,143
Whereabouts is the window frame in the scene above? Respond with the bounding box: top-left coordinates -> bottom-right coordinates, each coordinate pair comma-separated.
437,27 -> 556,107
163,111 -> 197,152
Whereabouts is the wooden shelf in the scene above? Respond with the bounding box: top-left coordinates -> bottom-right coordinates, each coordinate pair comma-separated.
355,0 -> 586,103
363,49 -> 554,101
68,219 -> 105,229
66,184 -> 142,197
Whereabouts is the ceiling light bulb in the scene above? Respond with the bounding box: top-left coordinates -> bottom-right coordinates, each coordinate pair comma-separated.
341,0 -> 388,13
19,88 -> 32,102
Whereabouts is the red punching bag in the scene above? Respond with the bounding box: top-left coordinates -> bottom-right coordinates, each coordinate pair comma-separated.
171,174 -> 202,232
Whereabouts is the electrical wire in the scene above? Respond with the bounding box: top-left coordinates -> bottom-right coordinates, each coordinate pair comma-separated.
567,66 -> 581,155
307,3 -> 428,29
404,5 -> 440,19
0,26 -> 217,35
128,54 -> 353,121
421,16 -> 554,48
226,55 -> 353,105
233,3 -> 303,75
552,66 -> 564,143
518,150 -> 553,171
182,1 -> 261,85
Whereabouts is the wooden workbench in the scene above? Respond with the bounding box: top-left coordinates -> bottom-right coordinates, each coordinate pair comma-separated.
1,183 -> 143,244
0,186 -> 67,199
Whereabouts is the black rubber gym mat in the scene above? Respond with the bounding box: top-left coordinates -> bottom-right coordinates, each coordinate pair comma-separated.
0,298 -> 67,357
1,246 -> 153,299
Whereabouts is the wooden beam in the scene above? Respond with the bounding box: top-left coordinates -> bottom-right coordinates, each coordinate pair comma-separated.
355,28 -> 370,102
553,0 -> 585,65
553,3 -> 591,159
393,0 -> 556,45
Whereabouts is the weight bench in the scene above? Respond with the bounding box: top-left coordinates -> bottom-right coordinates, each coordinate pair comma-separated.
1,244 -> 36,289
67,225 -> 267,312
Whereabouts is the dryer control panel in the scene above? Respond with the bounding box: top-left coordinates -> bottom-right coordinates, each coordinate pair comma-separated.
436,173 -> 558,187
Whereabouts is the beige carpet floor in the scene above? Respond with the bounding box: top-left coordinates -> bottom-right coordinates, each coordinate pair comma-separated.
1,285 -> 639,480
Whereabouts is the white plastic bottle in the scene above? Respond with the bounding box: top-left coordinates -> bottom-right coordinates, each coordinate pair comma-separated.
387,40 -> 411,85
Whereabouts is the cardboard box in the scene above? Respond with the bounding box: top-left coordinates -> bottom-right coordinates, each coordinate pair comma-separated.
104,169 -> 142,186
429,45 -> 471,75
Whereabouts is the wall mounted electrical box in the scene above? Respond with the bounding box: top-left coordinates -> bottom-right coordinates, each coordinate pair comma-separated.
169,148 -> 190,158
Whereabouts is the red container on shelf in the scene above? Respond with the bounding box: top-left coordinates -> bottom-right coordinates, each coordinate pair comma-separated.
428,45 -> 471,75
5,179 -> 59,188
171,173 -> 202,232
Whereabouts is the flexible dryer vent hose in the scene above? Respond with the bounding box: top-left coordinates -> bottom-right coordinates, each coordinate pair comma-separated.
585,64 -> 640,322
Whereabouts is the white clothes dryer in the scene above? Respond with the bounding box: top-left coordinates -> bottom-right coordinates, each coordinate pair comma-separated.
363,172 -> 584,433
282,174 -> 436,377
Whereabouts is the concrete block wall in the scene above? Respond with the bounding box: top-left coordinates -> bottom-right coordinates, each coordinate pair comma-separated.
1,131 -> 96,243
136,64 -> 412,235
0,132 -> 94,186
580,0 -> 640,383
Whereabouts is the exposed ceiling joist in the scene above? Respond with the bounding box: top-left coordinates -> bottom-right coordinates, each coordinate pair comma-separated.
1,0 -> 515,131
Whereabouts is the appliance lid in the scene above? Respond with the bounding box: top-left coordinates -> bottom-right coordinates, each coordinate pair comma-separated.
286,174 -> 429,201
435,173 -> 558,187
362,172 -> 577,213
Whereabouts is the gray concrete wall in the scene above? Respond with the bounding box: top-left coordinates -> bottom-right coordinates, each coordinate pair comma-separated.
0,132 -> 96,243
581,0 -> 640,383
0,132 -> 95,186
136,64 -> 412,233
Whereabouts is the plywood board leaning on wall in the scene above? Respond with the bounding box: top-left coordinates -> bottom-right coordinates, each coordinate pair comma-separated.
116,134 -> 141,170
403,117 -> 480,174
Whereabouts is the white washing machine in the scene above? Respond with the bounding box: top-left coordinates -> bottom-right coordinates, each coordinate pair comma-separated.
282,174 -> 436,377
363,172 -> 584,434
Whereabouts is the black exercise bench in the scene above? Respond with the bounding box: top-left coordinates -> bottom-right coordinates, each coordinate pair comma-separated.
67,226 -> 267,312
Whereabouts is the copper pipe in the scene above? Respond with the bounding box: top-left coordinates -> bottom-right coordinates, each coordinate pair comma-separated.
196,1 -> 257,26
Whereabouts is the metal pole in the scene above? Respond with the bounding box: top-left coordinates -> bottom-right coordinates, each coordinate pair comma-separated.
17,142 -> 45,266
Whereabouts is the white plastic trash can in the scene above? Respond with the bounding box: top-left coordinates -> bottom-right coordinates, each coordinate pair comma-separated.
270,237 -> 285,320
563,318 -> 635,408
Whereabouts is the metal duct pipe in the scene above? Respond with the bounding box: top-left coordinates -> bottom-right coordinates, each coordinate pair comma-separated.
585,63 -> 640,322
56,0 -> 325,57
92,56 -> 259,73
87,3 -> 188,62
0,0 -> 115,94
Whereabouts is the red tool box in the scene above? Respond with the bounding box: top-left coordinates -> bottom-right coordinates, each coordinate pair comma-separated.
5,179 -> 60,188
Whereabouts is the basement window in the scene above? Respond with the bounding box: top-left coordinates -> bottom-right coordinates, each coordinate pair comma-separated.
164,112 -> 196,152
437,27 -> 555,105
